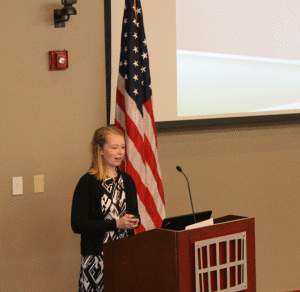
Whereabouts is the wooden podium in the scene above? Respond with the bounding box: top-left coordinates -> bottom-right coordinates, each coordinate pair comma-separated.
104,215 -> 256,292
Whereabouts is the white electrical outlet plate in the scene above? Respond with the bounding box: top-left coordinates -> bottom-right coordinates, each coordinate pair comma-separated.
12,176 -> 23,195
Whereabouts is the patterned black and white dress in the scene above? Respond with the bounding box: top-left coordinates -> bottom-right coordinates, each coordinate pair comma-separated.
78,175 -> 128,292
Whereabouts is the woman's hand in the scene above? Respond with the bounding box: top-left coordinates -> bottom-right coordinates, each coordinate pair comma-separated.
116,214 -> 139,229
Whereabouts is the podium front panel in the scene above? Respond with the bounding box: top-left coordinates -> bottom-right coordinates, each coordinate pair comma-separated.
104,228 -> 180,292
177,216 -> 256,292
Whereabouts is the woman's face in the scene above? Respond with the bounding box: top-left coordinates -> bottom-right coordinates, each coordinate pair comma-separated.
100,133 -> 125,170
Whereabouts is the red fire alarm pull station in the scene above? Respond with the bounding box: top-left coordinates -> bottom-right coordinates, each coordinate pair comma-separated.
49,50 -> 68,70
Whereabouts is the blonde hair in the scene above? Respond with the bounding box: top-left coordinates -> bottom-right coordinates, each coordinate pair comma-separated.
88,126 -> 125,181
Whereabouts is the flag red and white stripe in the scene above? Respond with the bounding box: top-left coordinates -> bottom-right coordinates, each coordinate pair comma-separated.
115,0 -> 165,232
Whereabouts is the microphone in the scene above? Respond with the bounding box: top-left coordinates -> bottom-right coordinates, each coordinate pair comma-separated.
176,166 -> 196,224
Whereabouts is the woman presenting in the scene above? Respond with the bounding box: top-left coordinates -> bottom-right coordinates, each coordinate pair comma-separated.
71,126 -> 140,292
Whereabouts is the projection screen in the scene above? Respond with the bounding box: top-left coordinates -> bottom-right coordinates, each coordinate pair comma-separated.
107,0 -> 300,127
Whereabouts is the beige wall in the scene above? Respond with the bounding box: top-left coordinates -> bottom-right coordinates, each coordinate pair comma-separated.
1,0 -> 299,291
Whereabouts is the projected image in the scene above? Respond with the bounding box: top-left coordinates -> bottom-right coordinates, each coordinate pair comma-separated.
177,0 -> 300,118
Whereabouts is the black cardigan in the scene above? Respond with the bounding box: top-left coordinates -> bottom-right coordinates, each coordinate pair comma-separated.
71,169 -> 140,255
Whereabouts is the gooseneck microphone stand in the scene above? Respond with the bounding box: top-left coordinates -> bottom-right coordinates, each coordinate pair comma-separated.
176,166 -> 196,224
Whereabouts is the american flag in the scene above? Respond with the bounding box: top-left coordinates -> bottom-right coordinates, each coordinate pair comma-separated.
115,0 -> 165,232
